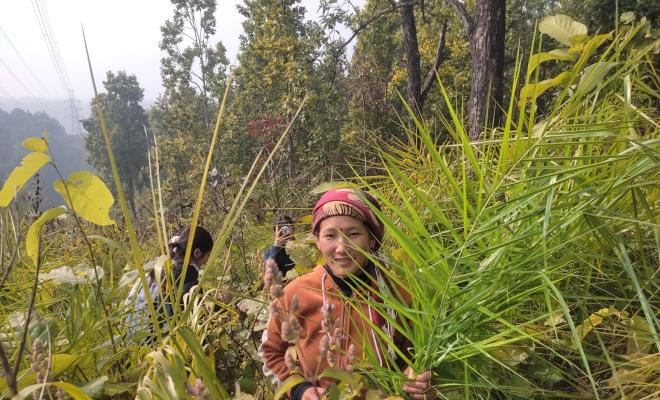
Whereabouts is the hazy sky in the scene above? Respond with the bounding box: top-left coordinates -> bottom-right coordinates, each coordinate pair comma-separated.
0,0 -> 358,109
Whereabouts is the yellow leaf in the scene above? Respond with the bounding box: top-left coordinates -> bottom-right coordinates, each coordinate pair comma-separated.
0,152 -> 50,207
0,353 -> 80,392
519,72 -> 571,107
54,171 -> 115,226
27,206 -> 65,265
573,306 -> 627,347
23,136 -> 49,153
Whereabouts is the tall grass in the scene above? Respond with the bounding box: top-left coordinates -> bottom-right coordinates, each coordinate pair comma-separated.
356,17 -> 659,400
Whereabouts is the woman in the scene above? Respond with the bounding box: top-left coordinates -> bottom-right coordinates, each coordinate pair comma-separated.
259,189 -> 433,400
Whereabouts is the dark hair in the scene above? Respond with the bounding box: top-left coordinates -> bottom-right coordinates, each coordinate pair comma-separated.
273,215 -> 294,229
168,226 -> 213,261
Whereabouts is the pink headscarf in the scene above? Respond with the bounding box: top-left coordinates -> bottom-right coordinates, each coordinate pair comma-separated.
311,188 -> 384,250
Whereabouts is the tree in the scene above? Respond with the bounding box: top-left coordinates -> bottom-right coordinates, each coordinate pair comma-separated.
83,71 -> 149,216
443,0 -> 505,139
151,0 -> 229,216
225,0 -> 344,189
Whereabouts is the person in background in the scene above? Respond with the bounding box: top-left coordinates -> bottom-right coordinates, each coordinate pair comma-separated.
125,225 -> 214,334
259,189 -> 434,400
161,225 -> 214,317
263,215 -> 296,276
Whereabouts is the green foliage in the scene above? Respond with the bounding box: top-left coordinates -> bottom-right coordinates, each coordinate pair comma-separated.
150,0 -> 229,216
82,71 -> 149,214
355,16 -> 659,399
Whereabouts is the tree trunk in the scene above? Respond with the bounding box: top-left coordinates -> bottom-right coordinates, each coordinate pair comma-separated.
400,2 -> 423,124
468,0 -> 505,139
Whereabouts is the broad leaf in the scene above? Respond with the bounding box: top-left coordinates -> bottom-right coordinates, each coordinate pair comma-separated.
274,374 -> 306,400
22,136 -> 48,153
527,49 -> 576,78
178,326 -> 229,399
569,33 -> 613,56
0,152 -> 50,207
0,354 -> 80,392
519,72 -> 571,106
26,206 -> 66,265
17,381 -> 91,400
81,376 -> 109,397
54,171 -> 115,226
319,367 -> 359,389
539,14 -> 588,46
574,62 -> 618,98
39,264 -> 105,285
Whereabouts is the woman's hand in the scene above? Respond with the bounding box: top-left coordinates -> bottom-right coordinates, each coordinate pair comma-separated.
402,369 -> 435,400
301,386 -> 325,400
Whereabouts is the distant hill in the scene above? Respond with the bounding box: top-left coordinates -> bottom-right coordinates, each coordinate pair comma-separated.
0,97 -> 91,135
0,107 -> 93,209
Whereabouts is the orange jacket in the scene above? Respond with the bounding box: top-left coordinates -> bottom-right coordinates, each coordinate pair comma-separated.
259,264 -> 410,389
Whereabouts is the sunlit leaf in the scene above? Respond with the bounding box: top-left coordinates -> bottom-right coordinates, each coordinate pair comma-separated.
574,62 -> 618,98
539,14 -> 588,46
39,264 -> 105,285
178,326 -> 229,399
26,206 -> 66,265
519,72 -> 571,106
0,152 -> 50,207
22,136 -> 49,153
17,381 -> 90,400
0,354 -> 80,392
81,376 -> 108,397
54,171 -> 115,226
620,11 -> 635,24
573,306 -> 627,347
274,374 -> 306,400
527,49 -> 576,78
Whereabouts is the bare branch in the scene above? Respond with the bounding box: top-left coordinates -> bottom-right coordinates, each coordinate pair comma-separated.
334,3 -> 399,55
444,0 -> 473,34
421,20 -> 448,102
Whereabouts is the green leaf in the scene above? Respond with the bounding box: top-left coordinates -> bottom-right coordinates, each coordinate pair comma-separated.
81,376 -> 108,397
17,381 -> 91,400
574,62 -> 618,98
319,367 -> 359,389
178,326 -> 229,399
54,171 -> 115,226
39,264 -> 105,285
26,206 -> 66,265
620,11 -> 635,24
0,354 -> 81,393
103,381 -> 137,397
539,14 -> 588,46
0,152 -> 50,207
527,49 -> 576,78
22,136 -> 49,153
274,374 -> 306,400
519,72 -> 571,106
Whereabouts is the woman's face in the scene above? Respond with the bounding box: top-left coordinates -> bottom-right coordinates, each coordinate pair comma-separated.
315,215 -> 375,277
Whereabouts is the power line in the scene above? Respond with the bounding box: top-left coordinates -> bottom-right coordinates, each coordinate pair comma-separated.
30,0 -> 84,135
0,56 -> 58,115
0,25 -> 53,97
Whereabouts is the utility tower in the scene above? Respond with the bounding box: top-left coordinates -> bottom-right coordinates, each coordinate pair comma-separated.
65,89 -> 83,135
